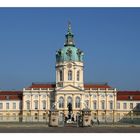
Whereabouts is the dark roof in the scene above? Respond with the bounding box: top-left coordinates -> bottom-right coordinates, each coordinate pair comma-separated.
0,91 -> 22,100
117,91 -> 140,101
26,83 -> 56,89
84,84 -> 111,89
26,82 -> 111,89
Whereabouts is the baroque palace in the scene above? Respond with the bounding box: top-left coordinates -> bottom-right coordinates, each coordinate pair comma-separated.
0,23 -> 140,124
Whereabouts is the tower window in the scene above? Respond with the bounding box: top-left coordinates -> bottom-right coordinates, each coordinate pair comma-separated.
68,70 -> 72,80
60,70 -> 63,81
77,71 -> 80,81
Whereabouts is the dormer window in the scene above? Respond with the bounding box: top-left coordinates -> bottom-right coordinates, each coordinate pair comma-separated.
129,96 -> 133,100
6,96 -> 9,100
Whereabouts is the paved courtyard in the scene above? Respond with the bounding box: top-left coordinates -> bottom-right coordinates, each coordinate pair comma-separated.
0,123 -> 140,133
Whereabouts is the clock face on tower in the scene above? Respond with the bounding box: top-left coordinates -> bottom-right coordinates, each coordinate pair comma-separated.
67,63 -> 72,68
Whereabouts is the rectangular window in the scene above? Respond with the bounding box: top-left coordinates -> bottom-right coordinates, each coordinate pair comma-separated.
43,101 -> 46,110
93,113 -> 97,119
130,103 -> 133,109
35,113 -> 38,120
101,101 -> 105,110
110,102 -> 113,110
35,101 -> 38,110
117,103 -> 120,109
117,113 -> 120,120
13,103 -> 16,109
0,113 -> 3,120
43,113 -> 46,120
93,101 -> 97,110
123,103 -> 127,109
19,102 -> 22,109
101,113 -> 105,120
109,113 -> 113,119
13,113 -> 16,120
6,103 -> 9,109
0,103 -> 3,109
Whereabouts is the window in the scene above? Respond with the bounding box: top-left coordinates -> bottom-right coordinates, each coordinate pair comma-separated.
60,70 -> 63,81
75,96 -> 80,108
19,102 -> 22,109
123,103 -> 127,109
26,101 -> 30,110
117,113 -> 120,120
13,113 -> 16,120
109,113 -> 113,119
0,103 -> 3,109
6,103 -> 9,109
129,96 -> 133,100
35,113 -> 38,120
101,113 -> 105,120
109,94 -> 113,98
43,113 -> 46,120
59,97 -> 64,108
35,95 -> 38,99
101,101 -> 105,110
0,113 -> 3,120
110,101 -> 113,110
85,100 -> 89,108
93,101 -> 97,110
130,103 -> 133,109
42,100 -> 46,110
67,96 -> 72,105
34,100 -> 38,110
117,103 -> 120,109
6,96 -> 10,100
77,71 -> 80,81
13,103 -> 16,109
68,70 -> 72,80
93,113 -> 97,119
42,95 -> 46,99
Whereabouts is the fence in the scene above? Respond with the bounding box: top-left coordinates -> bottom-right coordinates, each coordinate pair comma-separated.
0,114 -> 140,126
91,115 -> 140,125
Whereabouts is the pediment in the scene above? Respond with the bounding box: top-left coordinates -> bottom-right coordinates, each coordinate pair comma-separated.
56,85 -> 83,92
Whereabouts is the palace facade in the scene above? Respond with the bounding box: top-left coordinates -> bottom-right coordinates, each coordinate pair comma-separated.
0,23 -> 140,123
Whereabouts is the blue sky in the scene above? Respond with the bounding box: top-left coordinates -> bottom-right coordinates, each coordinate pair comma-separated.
0,8 -> 140,90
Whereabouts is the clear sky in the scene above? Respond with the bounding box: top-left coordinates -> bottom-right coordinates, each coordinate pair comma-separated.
0,8 -> 140,90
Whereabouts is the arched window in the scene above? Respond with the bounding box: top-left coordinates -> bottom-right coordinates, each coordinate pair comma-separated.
110,101 -> 113,110
101,100 -> 105,110
75,96 -> 80,108
93,101 -> 97,110
59,97 -> 64,108
68,70 -> 72,80
67,96 -> 72,106
42,100 -> 46,110
26,101 -> 30,110
77,71 -> 80,81
34,100 -> 38,110
60,70 -> 63,81
85,100 -> 89,108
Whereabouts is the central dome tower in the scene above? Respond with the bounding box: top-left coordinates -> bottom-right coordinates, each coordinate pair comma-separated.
56,22 -> 84,89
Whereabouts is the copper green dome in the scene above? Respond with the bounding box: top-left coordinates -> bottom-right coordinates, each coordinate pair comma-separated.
56,22 -> 84,63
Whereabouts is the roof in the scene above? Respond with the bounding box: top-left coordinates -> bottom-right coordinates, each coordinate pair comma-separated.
84,84 -> 111,89
0,91 -> 22,100
26,83 -> 112,90
117,91 -> 140,101
0,91 -> 22,95
27,83 -> 56,89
